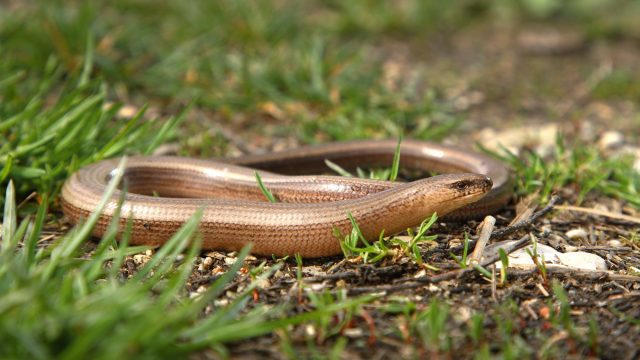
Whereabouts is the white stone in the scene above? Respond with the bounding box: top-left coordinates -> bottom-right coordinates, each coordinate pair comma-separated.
565,228 -> 588,240
557,252 -> 607,271
598,131 -> 624,150
203,257 -> 214,267
607,240 -> 623,248
485,240 -> 607,272
486,241 -> 561,269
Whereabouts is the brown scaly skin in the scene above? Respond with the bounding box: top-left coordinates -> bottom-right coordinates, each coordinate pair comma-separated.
61,140 -> 509,257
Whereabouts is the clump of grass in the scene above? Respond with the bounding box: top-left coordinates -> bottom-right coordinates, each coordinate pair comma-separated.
480,135 -> 640,207
0,64 -> 186,208
339,212 -> 440,265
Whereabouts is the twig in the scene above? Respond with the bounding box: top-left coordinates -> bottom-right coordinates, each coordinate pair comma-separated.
506,266 -> 640,282
489,195 -> 561,239
574,246 -> 632,253
448,195 -> 560,254
305,271 -> 359,282
17,191 -> 38,210
556,205 -> 640,225
469,216 -> 495,264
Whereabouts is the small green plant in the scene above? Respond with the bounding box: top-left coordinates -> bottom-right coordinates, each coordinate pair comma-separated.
497,248 -> 509,285
390,212 -> 439,266
525,236 -> 548,284
550,280 -> 576,337
413,299 -> 451,353
450,233 -> 471,268
339,212 -> 441,264
339,212 -> 392,263
469,313 -> 485,346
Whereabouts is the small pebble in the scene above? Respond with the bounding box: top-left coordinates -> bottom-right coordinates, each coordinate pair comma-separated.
564,245 -> 578,252
594,283 -> 602,293
310,283 -> 326,291
224,257 -> 237,266
203,256 -> 214,268
506,244 -> 561,268
255,278 -> 270,289
117,105 -> 139,118
273,269 -> 285,279
565,228 -> 588,240
457,307 -> 472,322
598,131 -> 625,151
302,265 -> 325,277
214,299 -> 229,307
343,328 -> 363,337
132,254 -> 148,265
305,325 -> 316,337
607,239 -> 623,248
539,225 -> 552,237
413,269 -> 427,278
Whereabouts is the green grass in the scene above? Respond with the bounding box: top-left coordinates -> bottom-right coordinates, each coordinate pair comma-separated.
0,66 -> 186,207
480,135 -> 640,207
1,0 -> 639,358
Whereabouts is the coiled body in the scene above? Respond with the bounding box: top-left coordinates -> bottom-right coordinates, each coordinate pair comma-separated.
61,140 -> 511,257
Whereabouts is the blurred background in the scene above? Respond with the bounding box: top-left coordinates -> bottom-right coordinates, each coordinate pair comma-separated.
1,0 -> 639,149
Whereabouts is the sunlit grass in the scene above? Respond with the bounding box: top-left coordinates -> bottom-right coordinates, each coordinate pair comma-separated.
480,136 -> 640,208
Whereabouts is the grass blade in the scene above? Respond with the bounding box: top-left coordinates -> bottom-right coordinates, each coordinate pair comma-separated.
1,180 -> 17,252
255,172 -> 277,203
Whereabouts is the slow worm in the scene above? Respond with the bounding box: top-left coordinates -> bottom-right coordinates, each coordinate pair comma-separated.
61,140 -> 512,257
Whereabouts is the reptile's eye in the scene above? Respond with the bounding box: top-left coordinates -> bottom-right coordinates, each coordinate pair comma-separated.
454,180 -> 470,191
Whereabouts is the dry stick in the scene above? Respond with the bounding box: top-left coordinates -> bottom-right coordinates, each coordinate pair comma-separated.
556,205 -> 640,225
489,195 -> 561,239
447,195 -> 560,255
469,215 -> 495,264
507,266 -> 640,282
305,264 -> 407,283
